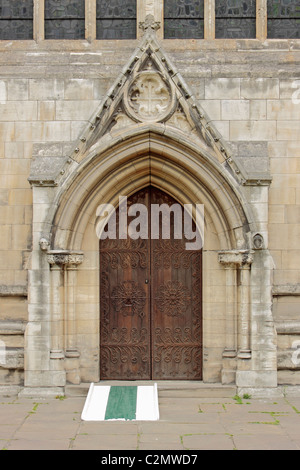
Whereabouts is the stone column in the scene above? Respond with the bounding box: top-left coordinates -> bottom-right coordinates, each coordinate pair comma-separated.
219,250 -> 253,384
47,251 -> 70,378
204,0 -> 215,40
85,0 -> 96,42
64,253 -> 84,385
256,0 -> 267,41
33,0 -> 45,42
47,251 -> 84,385
223,265 -> 237,353
49,263 -> 64,361
238,263 -> 252,360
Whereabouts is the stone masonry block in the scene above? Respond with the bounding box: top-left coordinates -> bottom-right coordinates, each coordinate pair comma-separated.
277,121 -> 300,140
0,123 -> 15,142
230,120 -> 276,141
7,79 -> 29,101
0,80 -> 7,102
0,102 -> 37,121
205,78 -> 241,99
241,78 -> 279,99
29,79 -> 64,101
64,79 -> 94,100
56,100 -> 98,121
221,100 -> 250,120
267,100 -> 300,120
38,101 -> 55,121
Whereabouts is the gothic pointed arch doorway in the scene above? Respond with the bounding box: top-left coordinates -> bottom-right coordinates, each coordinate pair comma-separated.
100,186 -> 202,380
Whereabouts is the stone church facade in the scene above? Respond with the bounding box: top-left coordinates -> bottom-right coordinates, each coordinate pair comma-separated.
0,0 -> 299,397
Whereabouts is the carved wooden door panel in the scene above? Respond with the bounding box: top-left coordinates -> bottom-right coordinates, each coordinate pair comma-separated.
100,189 -> 151,380
100,187 -> 202,380
151,189 -> 202,380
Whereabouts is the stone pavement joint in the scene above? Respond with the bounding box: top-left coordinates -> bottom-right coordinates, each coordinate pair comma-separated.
0,393 -> 300,450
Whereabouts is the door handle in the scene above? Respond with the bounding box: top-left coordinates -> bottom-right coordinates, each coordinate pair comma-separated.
145,279 -> 149,284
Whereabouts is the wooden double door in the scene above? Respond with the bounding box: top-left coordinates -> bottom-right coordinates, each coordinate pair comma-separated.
100,187 -> 202,380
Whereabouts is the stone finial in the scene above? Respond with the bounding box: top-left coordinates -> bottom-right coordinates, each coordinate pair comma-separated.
139,14 -> 161,33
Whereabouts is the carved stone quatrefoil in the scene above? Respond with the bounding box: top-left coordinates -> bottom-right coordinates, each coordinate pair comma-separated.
125,63 -> 175,123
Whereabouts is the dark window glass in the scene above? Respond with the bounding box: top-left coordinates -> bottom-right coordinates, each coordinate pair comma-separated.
0,0 -> 33,40
96,0 -> 136,39
267,0 -> 300,38
45,0 -> 85,39
215,0 -> 256,38
164,0 -> 204,39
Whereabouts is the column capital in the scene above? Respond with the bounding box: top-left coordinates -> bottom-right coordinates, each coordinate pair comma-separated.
47,251 -> 84,268
218,250 -> 254,268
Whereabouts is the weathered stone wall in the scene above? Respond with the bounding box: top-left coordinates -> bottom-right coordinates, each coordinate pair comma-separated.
0,37 -> 299,387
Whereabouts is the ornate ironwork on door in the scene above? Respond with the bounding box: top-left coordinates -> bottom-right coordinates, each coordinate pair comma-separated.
100,186 -> 202,380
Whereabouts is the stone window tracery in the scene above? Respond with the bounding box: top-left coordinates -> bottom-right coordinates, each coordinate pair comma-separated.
45,0 -> 85,39
164,0 -> 204,39
267,0 -> 300,38
0,0 -> 33,40
96,0 -> 137,40
0,0 -> 299,41
215,0 -> 256,38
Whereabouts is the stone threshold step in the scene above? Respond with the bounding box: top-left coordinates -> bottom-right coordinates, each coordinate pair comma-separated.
65,381 -> 237,398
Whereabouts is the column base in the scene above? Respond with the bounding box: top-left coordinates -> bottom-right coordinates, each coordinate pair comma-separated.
65,350 -> 81,385
222,349 -> 237,385
25,370 -> 66,388
238,349 -> 252,359
236,370 -> 277,388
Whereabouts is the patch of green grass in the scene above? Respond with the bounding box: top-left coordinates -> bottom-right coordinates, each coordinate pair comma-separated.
233,394 -> 243,404
284,397 -> 300,414
248,411 -> 286,425
233,394 -> 252,405
243,393 -> 251,400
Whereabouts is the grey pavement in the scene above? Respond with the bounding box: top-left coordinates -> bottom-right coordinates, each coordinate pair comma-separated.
1,387 -> 300,450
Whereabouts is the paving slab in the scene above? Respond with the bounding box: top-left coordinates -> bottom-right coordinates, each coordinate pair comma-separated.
182,433 -> 234,450
0,391 -> 300,450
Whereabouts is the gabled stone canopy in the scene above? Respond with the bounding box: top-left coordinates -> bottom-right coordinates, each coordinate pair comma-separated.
29,15 -> 269,189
